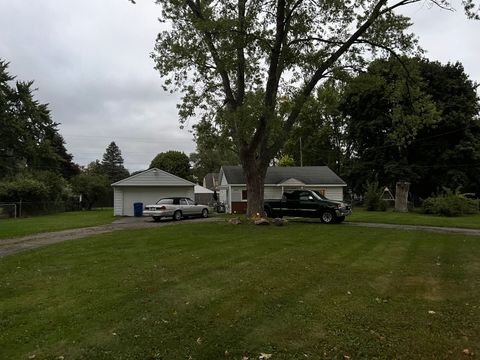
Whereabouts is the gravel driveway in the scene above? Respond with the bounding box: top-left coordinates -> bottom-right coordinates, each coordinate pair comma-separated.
0,217 -> 222,257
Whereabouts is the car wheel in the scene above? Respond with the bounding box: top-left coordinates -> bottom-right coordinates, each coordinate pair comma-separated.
320,210 -> 335,224
153,216 -> 161,222
201,208 -> 209,218
173,210 -> 182,221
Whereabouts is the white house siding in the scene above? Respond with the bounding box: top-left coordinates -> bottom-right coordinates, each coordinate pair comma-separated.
309,186 -> 344,201
264,186 -> 283,200
113,187 -> 124,216
230,186 -> 244,202
120,186 -> 194,216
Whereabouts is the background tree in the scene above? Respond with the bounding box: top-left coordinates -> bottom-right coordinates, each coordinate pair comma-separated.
150,0 -> 452,216
0,60 -> 81,215
277,154 -> 295,167
150,150 -> 193,181
342,57 -> 480,199
70,173 -> 110,210
283,81 -> 348,172
101,141 -> 130,183
0,60 -> 78,179
190,119 -> 239,182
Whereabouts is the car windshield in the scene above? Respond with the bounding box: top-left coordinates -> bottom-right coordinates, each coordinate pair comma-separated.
156,198 -> 174,204
312,191 -> 327,200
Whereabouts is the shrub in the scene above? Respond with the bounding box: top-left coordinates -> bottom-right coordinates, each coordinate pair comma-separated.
364,180 -> 387,211
423,187 -> 479,217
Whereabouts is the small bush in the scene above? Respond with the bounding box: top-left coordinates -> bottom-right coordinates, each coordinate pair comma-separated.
423,187 -> 479,217
364,180 -> 387,211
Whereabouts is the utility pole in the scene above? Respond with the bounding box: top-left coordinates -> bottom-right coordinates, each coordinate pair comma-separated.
299,137 -> 303,167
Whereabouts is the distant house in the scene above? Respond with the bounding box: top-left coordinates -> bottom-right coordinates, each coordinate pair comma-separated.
218,165 -> 347,214
203,172 -> 219,191
111,168 -> 195,216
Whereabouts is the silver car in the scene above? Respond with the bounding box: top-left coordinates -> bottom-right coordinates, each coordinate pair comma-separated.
143,197 -> 209,222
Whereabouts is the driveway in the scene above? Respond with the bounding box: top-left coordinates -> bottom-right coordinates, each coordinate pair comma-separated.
0,217 -> 222,257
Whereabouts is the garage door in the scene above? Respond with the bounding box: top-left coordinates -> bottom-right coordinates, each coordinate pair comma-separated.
122,186 -> 194,216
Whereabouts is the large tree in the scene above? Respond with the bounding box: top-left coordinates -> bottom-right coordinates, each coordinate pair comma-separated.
149,0 -> 478,216
343,57 -> 480,198
0,60 -> 78,179
150,150 -> 193,180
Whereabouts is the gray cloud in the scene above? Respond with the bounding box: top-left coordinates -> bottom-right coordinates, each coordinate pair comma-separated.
1,1 -> 478,172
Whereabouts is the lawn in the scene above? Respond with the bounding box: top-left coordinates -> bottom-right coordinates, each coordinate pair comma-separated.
1,222 -> 479,359
0,209 -> 114,239
348,207 -> 480,229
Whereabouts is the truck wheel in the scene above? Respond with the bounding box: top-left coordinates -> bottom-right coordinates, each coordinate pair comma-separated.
320,210 -> 335,224
173,210 -> 182,221
335,216 -> 345,223
153,216 -> 161,222
264,207 -> 272,218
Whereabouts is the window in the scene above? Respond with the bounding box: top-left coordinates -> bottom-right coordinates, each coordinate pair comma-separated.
241,189 -> 248,201
157,198 -> 174,204
180,199 -> 188,205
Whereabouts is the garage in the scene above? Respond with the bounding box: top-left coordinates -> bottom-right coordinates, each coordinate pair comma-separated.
111,168 -> 195,216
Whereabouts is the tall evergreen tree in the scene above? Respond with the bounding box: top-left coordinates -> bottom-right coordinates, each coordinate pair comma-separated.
100,142 -> 130,183
0,59 -> 78,179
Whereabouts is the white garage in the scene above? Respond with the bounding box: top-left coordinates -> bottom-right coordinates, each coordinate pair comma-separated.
111,168 -> 195,216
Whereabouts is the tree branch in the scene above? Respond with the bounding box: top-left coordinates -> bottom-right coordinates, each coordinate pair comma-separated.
268,0 -> 392,158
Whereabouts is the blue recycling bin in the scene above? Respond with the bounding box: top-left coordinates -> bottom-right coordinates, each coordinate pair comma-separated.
133,202 -> 143,217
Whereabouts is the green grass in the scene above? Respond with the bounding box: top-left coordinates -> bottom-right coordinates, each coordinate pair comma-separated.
0,209 -> 115,239
348,207 -> 480,229
1,222 -> 479,359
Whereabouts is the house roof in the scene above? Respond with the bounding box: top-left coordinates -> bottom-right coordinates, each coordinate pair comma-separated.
203,172 -> 219,190
220,165 -> 346,186
111,168 -> 195,187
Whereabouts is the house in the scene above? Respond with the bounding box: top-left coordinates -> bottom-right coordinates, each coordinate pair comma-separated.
218,165 -> 347,214
203,172 -> 219,191
111,168 -> 195,216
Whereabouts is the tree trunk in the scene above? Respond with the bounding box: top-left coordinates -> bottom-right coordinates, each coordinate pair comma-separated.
395,181 -> 410,212
241,158 -> 268,218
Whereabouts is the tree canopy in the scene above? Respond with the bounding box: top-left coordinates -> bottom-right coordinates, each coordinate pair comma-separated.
342,57 -> 480,198
150,0 -> 477,215
101,141 -> 130,183
150,150 -> 193,180
0,60 -> 78,179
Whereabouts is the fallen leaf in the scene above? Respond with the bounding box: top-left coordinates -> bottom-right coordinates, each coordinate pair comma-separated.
428,310 -> 436,314
28,356 -> 36,359
463,348 -> 471,356
259,353 -> 272,359
196,337 -> 202,345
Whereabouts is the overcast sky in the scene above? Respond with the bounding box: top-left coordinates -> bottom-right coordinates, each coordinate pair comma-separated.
1,1 -> 479,172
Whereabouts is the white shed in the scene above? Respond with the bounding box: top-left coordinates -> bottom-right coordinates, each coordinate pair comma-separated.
111,168 -> 195,216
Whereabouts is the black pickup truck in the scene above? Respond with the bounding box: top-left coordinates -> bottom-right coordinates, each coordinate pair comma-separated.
264,190 -> 352,223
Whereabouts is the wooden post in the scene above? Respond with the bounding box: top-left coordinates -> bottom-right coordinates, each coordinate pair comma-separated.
395,182 -> 410,212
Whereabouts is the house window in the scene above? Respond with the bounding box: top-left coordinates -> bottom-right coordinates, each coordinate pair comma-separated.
241,189 -> 248,201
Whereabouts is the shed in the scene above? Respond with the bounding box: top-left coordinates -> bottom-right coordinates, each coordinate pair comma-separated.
111,168 -> 195,216
218,165 -> 347,214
